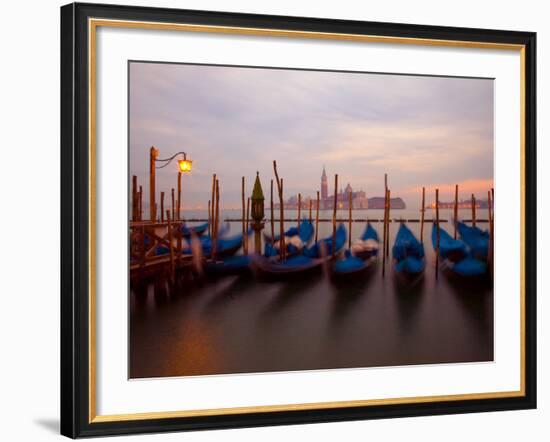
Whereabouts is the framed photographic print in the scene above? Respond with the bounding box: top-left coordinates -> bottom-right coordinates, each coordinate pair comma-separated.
60,2 -> 537,438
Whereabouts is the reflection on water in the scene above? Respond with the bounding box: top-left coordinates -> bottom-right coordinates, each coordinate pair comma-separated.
130,209 -> 493,378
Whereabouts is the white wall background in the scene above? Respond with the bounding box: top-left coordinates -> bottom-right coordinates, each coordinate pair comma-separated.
0,0 -> 546,440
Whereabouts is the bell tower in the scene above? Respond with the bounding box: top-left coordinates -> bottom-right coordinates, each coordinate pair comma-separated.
321,166 -> 328,201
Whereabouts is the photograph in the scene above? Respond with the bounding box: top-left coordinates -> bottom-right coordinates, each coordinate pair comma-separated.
128,61 -> 495,379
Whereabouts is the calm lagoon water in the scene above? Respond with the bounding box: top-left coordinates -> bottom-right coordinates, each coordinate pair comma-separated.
130,208 -> 493,378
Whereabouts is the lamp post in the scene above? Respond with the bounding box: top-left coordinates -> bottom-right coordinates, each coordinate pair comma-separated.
251,172 -> 265,254
149,148 -> 193,222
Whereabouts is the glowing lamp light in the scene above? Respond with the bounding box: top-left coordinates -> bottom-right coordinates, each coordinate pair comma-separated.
178,158 -> 192,173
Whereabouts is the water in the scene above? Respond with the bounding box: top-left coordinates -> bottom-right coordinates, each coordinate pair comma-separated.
130,209 -> 493,378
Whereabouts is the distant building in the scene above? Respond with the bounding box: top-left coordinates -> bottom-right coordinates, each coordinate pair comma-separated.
428,199 -> 491,209
318,177 -> 369,210
321,166 -> 328,201
275,167 -> 406,210
368,197 -> 406,210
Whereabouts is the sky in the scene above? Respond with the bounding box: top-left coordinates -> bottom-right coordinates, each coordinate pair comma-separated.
129,61 -> 493,211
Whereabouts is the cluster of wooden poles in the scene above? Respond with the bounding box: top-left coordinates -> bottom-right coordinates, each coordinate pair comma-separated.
131,172 -> 184,223
270,161 -> 341,261
207,174 -> 254,260
131,155 -> 495,283
269,164 -> 384,262
432,185 -> 495,280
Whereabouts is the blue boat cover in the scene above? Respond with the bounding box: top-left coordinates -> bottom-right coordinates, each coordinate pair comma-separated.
264,242 -> 278,257
163,230 -> 248,256
451,257 -> 487,276
270,220 -> 315,243
198,234 -> 243,256
264,221 -> 313,257
181,222 -> 209,237
392,223 -> 425,261
395,256 -> 425,274
304,224 -> 347,258
297,221 -> 315,243
457,222 -> 489,259
214,222 -> 230,238
392,223 -> 425,274
275,255 -> 316,268
360,223 -> 379,242
206,255 -> 251,273
264,242 -> 300,257
333,252 -> 366,274
431,223 -> 467,260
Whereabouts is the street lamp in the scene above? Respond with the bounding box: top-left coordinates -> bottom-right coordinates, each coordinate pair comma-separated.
149,147 -> 193,222
155,151 -> 192,173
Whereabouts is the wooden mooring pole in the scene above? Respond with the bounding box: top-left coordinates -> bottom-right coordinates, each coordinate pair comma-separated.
489,188 -> 495,274
435,188 -> 440,281
487,190 -> 494,272
171,188 -> 175,221
160,192 -> 165,223
332,174 -> 338,258
348,191 -> 352,248
454,184 -> 459,239
242,177 -> 247,255
132,175 -> 138,221
309,199 -> 312,223
270,179 -> 275,243
176,215 -> 182,269
471,193 -> 477,227
297,193 -> 301,234
211,174 -> 217,232
177,171 -> 182,220
149,146 -> 158,222
138,186 -> 143,221
280,179 -> 285,260
246,197 -> 251,254
273,161 -> 285,260
212,179 -> 220,260
315,191 -> 320,242
382,189 -> 388,277
420,186 -> 425,243
207,200 -> 211,235
386,189 -> 391,257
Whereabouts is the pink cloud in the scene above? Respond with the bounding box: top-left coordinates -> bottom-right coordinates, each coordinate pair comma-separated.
399,178 -> 494,202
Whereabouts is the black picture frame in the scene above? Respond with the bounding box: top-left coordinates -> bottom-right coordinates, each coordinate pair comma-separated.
61,2 -> 537,438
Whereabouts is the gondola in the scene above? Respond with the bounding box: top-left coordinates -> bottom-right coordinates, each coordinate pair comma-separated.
155,230 -> 249,258
433,224 -> 487,278
263,220 -> 315,257
204,255 -> 252,277
264,236 -> 303,258
331,250 -> 376,282
251,254 -> 326,281
181,222 -> 209,238
263,220 -> 314,244
350,222 -> 380,261
196,232 -> 249,258
155,222 -> 230,256
457,221 -> 489,260
303,224 -> 346,258
252,224 -> 346,280
392,223 -> 426,279
331,223 -> 380,281
183,221 -> 229,239
431,223 -> 467,262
